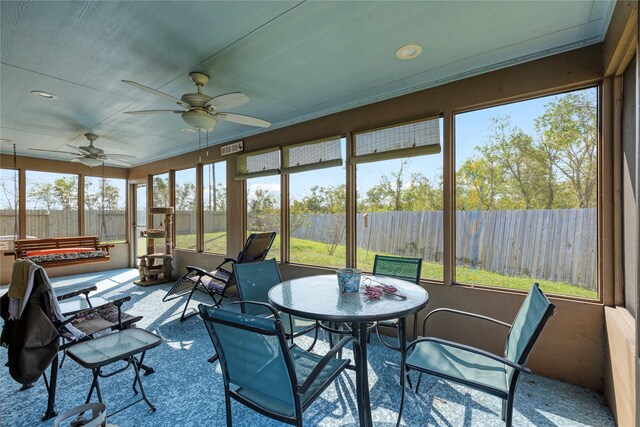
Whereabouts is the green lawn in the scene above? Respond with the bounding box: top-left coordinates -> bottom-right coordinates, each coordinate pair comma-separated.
173,232 -> 597,299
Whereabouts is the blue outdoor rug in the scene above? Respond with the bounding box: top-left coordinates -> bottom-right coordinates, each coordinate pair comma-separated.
0,269 -> 614,426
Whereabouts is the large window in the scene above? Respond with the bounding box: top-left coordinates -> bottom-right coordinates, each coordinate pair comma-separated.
246,176 -> 280,261
174,168 -> 197,250
240,148 -> 281,261
152,173 -> 169,229
0,168 -> 19,239
85,176 -> 126,243
287,137 -> 346,268
26,171 -> 78,238
203,162 -> 227,254
355,118 -> 444,281
454,88 -> 598,298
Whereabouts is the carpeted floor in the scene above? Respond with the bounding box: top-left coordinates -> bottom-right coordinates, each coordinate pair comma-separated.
0,269 -> 614,426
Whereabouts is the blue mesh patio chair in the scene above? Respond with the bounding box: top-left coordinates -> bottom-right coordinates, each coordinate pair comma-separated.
199,302 -> 351,426
372,254 -> 423,349
234,259 -> 319,351
396,283 -> 556,427
164,231 -> 276,321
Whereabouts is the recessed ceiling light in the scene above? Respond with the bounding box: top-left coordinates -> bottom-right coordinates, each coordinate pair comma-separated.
396,44 -> 422,60
181,128 -> 196,133
31,90 -> 57,99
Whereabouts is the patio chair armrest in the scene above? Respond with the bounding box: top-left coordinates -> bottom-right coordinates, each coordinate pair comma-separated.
185,265 -> 209,275
57,285 -> 98,302
232,300 -> 280,318
406,337 -> 531,374
65,296 -> 132,329
421,308 -> 511,336
297,336 -> 352,395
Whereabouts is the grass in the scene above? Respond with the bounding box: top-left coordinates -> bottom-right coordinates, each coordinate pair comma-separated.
173,232 -> 597,299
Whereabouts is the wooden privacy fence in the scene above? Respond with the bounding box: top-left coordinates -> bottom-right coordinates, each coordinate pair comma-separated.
175,211 -> 226,234
291,209 -> 597,290
0,209 -> 126,242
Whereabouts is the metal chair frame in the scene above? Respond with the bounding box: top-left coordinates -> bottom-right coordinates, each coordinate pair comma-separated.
396,283 -> 556,427
200,301 -> 351,426
164,231 -> 276,321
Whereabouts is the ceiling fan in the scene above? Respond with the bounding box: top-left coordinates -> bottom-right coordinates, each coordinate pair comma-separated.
29,133 -> 136,167
122,72 -> 271,131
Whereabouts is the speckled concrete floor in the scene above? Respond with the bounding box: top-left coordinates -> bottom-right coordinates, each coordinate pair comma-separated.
1,269 -> 614,426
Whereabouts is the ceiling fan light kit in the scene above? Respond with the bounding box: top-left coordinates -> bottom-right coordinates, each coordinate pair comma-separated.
181,109 -> 218,131
77,156 -> 104,167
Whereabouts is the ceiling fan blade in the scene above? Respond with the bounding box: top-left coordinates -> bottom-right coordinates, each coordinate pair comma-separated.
102,156 -> 133,166
215,112 -> 271,128
28,148 -> 80,155
205,92 -> 250,110
104,153 -> 137,160
122,80 -> 191,109
124,110 -> 184,115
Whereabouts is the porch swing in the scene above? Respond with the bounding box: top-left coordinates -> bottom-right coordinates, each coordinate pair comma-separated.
6,159 -> 113,268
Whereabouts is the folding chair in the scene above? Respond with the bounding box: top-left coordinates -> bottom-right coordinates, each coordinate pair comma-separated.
0,259 -> 147,420
164,232 -> 276,321
200,302 -> 351,426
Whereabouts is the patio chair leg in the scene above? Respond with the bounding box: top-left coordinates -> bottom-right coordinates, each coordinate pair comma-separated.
224,390 -> 233,427
180,286 -> 198,322
415,372 -> 423,393
501,398 -> 507,421
505,393 -> 515,427
43,355 -> 59,420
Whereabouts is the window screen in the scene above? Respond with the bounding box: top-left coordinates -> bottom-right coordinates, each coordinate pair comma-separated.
282,136 -> 343,174
236,147 -> 280,179
353,117 -> 441,164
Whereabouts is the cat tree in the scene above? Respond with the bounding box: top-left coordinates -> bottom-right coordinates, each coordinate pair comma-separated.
135,206 -> 174,286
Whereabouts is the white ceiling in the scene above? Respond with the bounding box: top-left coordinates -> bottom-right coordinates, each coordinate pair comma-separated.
0,1 -> 615,167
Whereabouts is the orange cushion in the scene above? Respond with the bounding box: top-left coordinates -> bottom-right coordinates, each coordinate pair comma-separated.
26,247 -> 94,257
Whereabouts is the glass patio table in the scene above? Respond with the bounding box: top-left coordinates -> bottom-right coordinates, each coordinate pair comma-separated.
268,274 -> 429,427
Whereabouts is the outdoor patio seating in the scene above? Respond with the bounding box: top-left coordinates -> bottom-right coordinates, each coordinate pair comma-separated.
164,231 -> 276,321
199,301 -> 351,426
234,259 -> 319,350
371,254 -> 423,348
0,259 -> 147,420
397,283 -> 556,427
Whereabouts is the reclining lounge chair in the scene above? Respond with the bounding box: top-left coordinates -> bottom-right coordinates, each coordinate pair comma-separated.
164,231 -> 276,321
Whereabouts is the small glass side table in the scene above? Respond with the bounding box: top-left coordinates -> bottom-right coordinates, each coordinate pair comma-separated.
66,328 -> 163,417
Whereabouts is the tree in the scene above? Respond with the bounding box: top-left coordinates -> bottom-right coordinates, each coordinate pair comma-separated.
535,92 -> 597,208
456,156 -> 503,210
362,159 -> 409,211
402,173 -> 442,211
481,116 -> 550,209
28,176 -> 78,211
0,174 -> 17,210
175,182 -> 196,211
85,179 -> 122,210
248,187 -> 279,232
291,184 -> 346,255
152,177 -> 170,207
